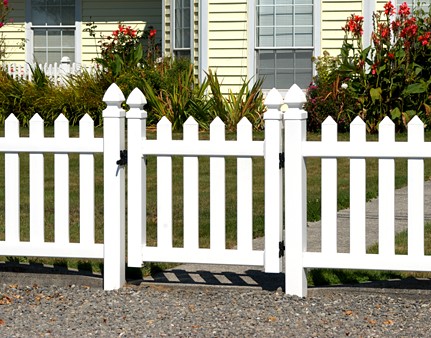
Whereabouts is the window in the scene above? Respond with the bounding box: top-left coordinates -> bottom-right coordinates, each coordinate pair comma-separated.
31,0 -> 76,64
173,0 -> 192,59
256,0 -> 314,90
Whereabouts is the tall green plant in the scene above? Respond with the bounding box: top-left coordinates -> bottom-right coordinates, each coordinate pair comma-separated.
206,70 -> 266,131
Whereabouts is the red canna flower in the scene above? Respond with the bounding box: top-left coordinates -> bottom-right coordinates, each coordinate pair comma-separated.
384,1 -> 395,16
149,29 -> 157,38
419,32 -> 431,46
3,0 -> 8,7
399,2 -> 410,17
387,52 -> 395,59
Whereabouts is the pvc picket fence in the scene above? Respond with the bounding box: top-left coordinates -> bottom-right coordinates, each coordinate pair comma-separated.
2,81 -> 431,296
125,89 -> 283,272
0,83 -> 127,291
2,61 -> 97,85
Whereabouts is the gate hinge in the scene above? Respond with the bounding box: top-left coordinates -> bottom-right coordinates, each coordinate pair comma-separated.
116,150 -> 128,166
279,240 -> 285,258
279,152 -> 285,169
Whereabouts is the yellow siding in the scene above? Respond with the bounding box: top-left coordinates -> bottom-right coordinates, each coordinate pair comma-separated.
82,0 -> 162,62
208,1 -> 248,93
1,0 -> 25,62
321,0 -> 363,55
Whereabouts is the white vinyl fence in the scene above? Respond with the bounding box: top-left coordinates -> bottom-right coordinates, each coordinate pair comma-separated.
0,83 -> 126,290
2,57 -> 97,85
2,82 -> 431,296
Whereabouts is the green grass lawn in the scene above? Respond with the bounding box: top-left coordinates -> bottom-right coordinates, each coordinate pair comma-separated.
1,127 -> 431,284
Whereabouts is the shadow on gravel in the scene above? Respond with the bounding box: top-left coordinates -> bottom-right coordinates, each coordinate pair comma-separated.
134,269 -> 286,291
0,262 -> 103,288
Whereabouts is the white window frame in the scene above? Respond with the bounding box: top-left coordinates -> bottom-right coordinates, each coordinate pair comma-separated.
25,0 -> 82,64
248,0 -> 320,92
172,0 -> 193,60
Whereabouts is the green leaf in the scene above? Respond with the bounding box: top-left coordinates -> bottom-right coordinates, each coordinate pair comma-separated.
404,83 -> 427,94
370,87 -> 382,103
390,107 -> 401,119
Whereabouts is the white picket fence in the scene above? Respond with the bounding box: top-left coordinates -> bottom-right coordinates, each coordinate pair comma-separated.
2,57 -> 97,85
125,89 -> 283,272
0,83 -> 126,290
266,85 -> 431,297
2,82 -> 431,296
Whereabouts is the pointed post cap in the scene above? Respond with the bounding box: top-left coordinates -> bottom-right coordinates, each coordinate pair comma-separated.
284,84 -> 306,109
103,83 -> 125,107
264,88 -> 283,109
126,88 -> 147,108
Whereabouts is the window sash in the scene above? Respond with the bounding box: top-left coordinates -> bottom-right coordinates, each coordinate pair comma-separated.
174,0 -> 191,50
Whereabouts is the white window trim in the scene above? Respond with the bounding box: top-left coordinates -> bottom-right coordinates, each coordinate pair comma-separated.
25,0 -> 82,65
248,0 -> 321,92
171,0 -> 194,59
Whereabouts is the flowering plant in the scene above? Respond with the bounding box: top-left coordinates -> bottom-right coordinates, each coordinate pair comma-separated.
306,1 -> 431,132
90,23 -> 159,77
0,0 -> 12,60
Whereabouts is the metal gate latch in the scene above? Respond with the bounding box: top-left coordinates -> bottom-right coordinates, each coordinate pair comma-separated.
116,150 -> 128,166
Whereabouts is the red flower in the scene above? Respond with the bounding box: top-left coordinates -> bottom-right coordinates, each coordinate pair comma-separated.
3,0 -> 8,7
399,2 -> 411,17
149,29 -> 157,38
0,22 -> 4,28
371,63 -> 379,75
387,52 -> 395,59
343,14 -> 364,36
384,1 -> 395,16
419,32 -> 431,46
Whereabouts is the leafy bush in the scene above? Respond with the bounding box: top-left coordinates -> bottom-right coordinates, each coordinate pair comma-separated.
306,1 -> 431,133
0,0 -> 12,60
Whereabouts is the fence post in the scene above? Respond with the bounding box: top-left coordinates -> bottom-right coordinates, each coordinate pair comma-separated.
102,83 -> 126,290
263,88 -> 284,273
59,56 -> 71,85
283,84 -> 308,297
126,88 -> 147,268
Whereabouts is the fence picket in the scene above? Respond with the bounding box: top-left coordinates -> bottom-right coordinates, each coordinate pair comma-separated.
29,114 -> 45,243
408,116 -> 424,256
210,117 -> 226,250
79,114 -> 95,245
5,114 -> 20,242
157,117 -> 173,249
54,114 -> 70,244
321,116 -> 338,253
237,117 -> 253,252
378,116 -> 395,255
183,117 -> 199,250
349,116 -> 366,255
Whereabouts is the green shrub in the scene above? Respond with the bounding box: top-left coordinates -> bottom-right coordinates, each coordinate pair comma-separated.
306,1 -> 431,133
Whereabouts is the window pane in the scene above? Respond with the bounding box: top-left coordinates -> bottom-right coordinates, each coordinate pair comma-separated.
47,51 -> 62,64
63,30 -> 75,48
276,27 -> 293,47
45,5 -> 61,25
276,50 -> 294,69
276,70 -> 294,89
295,70 -> 312,88
258,6 -> 275,26
260,69 -> 275,89
258,27 -> 275,47
34,30 -> 47,47
259,50 -> 275,69
276,5 -> 293,26
295,27 -> 313,46
296,5 -> 313,25
295,50 -> 312,69
48,30 -> 61,47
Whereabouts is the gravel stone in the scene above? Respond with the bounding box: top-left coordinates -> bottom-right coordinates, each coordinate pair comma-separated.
1,282 -> 431,337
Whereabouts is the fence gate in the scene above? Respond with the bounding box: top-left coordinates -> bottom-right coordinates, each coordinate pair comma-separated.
125,88 -> 285,273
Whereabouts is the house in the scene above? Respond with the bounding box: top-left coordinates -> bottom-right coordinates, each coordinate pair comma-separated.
1,0 -> 428,93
